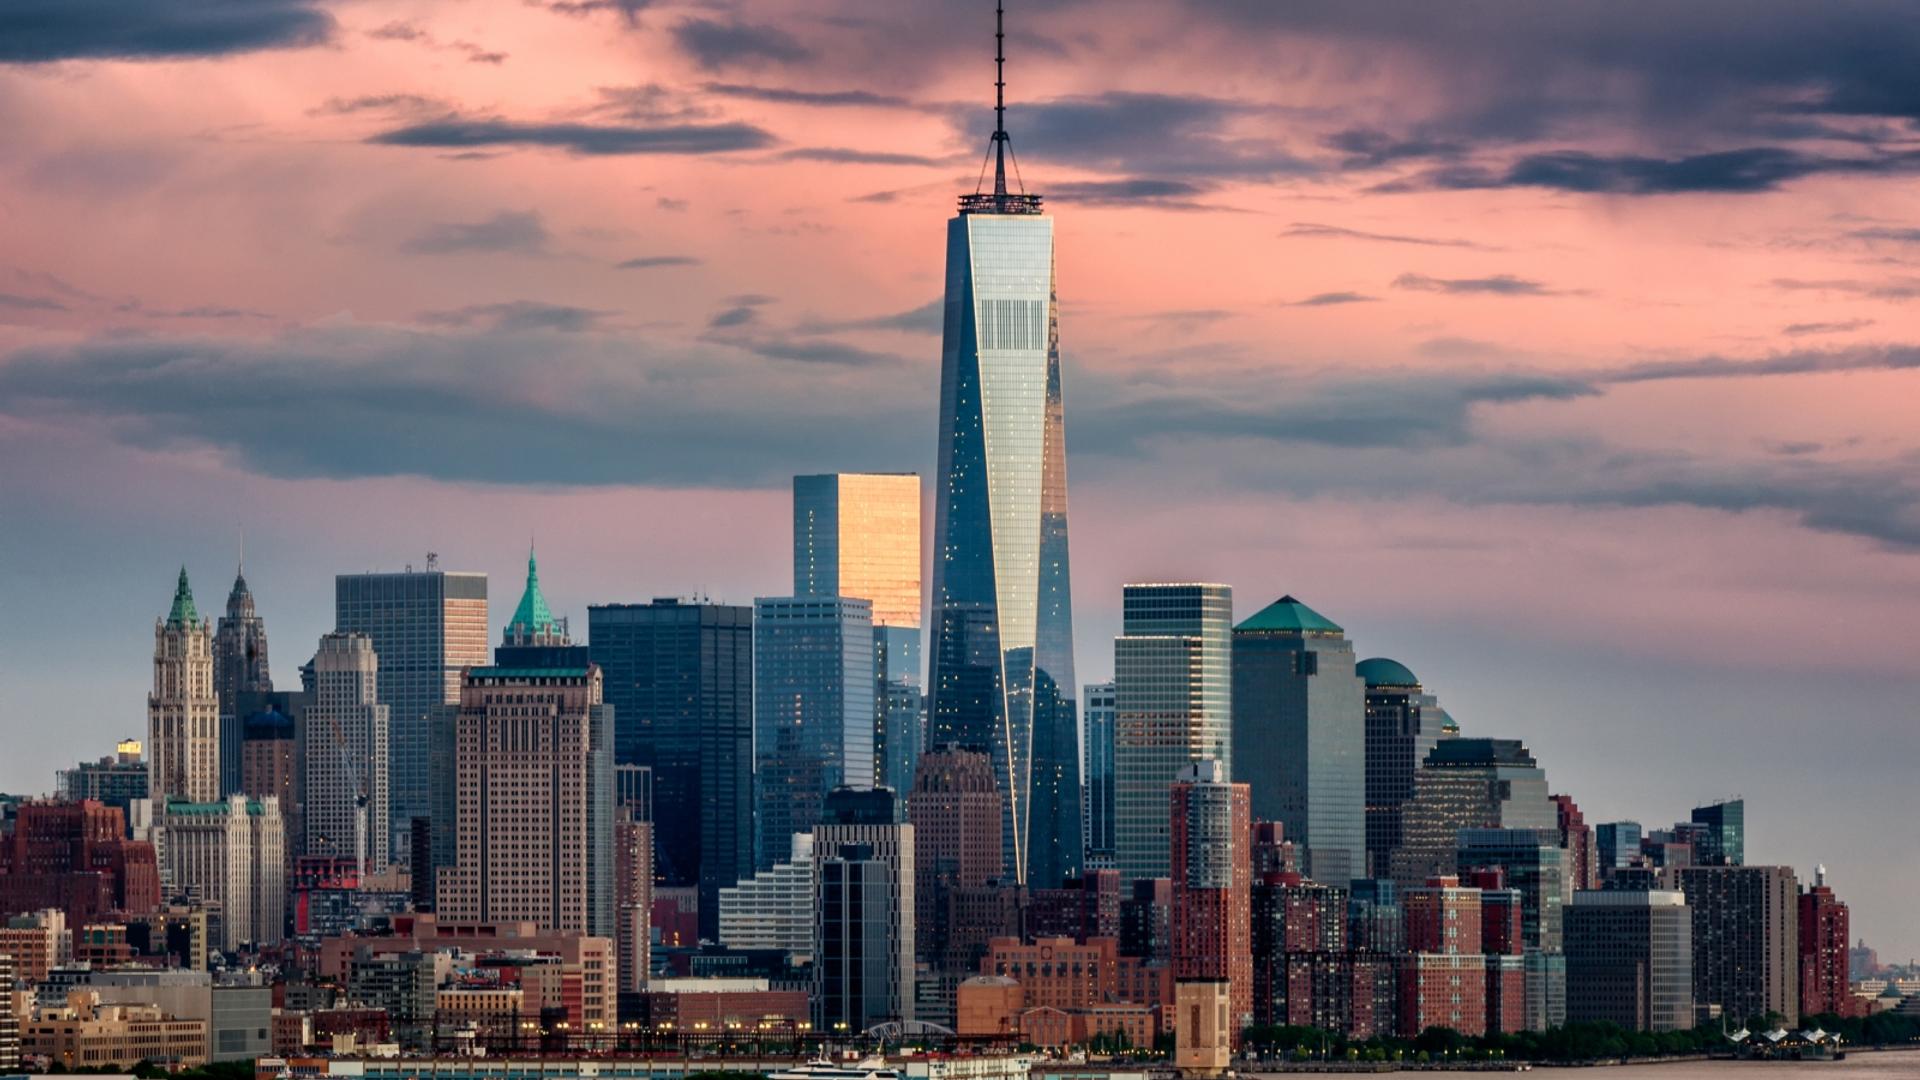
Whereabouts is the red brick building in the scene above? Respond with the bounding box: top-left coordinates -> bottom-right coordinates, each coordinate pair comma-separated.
0,800 -> 159,932
1170,763 -> 1251,1043
1799,869 -> 1862,1018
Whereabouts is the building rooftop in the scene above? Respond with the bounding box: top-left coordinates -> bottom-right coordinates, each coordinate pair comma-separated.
468,667 -> 592,680
1357,657 -> 1419,688
505,548 -> 556,639
1424,737 -> 1535,768
166,566 -> 199,627
1236,595 -> 1343,635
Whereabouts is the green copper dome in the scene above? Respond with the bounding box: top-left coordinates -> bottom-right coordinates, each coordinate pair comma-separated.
1236,594 -> 1343,634
1357,657 -> 1419,688
506,547 -> 555,637
166,566 -> 200,626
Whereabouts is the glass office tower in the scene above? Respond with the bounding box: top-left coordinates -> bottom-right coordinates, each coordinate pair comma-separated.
928,195 -> 1080,888
1112,584 -> 1233,883
753,595 -> 876,871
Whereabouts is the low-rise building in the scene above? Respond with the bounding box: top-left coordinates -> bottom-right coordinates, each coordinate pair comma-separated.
23,992 -> 208,1069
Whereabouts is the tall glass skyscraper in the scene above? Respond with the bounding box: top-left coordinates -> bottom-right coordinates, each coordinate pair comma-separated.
334,567 -> 489,863
793,473 -> 923,793
927,14 -> 1079,887
1112,584 -> 1233,883
753,595 -> 875,871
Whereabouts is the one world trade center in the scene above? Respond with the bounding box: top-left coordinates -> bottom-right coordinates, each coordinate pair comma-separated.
928,2 -> 1079,887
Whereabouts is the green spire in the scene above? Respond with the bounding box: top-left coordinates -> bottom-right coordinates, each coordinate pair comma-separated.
167,566 -> 200,626
507,546 -> 555,637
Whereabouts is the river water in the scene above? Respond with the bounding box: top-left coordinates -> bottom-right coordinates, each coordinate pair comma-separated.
1557,1052 -> 1920,1080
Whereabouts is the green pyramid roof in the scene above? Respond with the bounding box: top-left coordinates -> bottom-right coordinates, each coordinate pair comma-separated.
507,548 -> 555,636
167,566 -> 200,626
1236,594 -> 1343,634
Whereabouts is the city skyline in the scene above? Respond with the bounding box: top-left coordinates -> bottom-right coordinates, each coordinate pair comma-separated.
1,0 -> 1918,962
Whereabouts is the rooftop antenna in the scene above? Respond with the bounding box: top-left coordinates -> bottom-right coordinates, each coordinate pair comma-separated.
993,0 -> 1007,197
963,0 -> 1040,215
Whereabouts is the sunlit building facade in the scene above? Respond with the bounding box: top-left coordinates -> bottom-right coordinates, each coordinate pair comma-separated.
150,569 -> 221,805
928,189 -> 1079,888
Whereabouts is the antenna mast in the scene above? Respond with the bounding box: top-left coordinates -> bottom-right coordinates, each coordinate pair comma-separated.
993,0 -> 1007,196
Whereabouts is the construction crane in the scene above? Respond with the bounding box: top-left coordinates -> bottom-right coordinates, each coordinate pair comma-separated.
320,709 -> 371,884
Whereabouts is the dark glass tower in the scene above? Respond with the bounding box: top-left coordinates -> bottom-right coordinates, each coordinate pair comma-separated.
927,2 -> 1079,887
587,598 -> 753,937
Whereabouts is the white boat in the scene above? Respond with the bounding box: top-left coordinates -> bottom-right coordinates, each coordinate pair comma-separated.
767,1059 -> 904,1080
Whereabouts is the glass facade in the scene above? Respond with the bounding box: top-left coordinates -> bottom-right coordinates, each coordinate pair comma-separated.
1689,799 -> 1744,866
793,473 -> 923,629
1112,584 -> 1233,882
928,208 -> 1079,887
1232,599 -> 1367,885
753,595 -> 876,871
1082,681 -> 1116,866
333,569 -> 488,862
1362,669 -> 1446,880
587,599 -> 753,939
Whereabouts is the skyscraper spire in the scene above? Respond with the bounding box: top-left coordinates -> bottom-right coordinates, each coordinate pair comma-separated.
993,0 -> 1008,197
963,0 -> 1040,215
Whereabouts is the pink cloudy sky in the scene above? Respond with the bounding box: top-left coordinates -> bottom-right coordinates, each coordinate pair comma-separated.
2,1 -> 1918,954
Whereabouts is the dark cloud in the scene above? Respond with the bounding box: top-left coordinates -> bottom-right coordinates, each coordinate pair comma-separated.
420,301 -> 611,333
370,117 -> 774,157
798,300 -> 942,335
1281,222 -> 1493,250
402,211 -> 551,256
0,293 -> 68,312
981,92 -> 1314,182
145,305 -> 270,320
726,338 -> 905,367
703,83 -> 912,109
706,295 -> 774,330
1048,178 -> 1225,211
776,147 -> 945,167
1771,277 -> 1920,301
615,255 -> 700,270
1323,128 -> 1470,169
1393,273 -> 1559,296
0,0 -> 332,63
672,18 -> 810,70
1850,226 -> 1920,244
1603,345 -> 1920,384
1385,147 -> 1920,195
542,0 -> 652,21
310,94 -> 448,117
1287,292 -> 1377,307
366,21 -> 424,42
0,327 -> 928,488
1784,319 -> 1875,336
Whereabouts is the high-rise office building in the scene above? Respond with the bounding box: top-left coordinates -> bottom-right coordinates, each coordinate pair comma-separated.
1690,799 -> 1745,867
1596,821 -> 1643,875
334,566 -> 488,860
150,568 -> 221,805
587,598 -> 752,938
1458,828 -> 1568,1030
907,747 -> 1003,967
1358,658 -> 1445,881
1672,864 -> 1800,1025
303,632 -> 390,876
1565,889 -> 1693,1032
157,795 -> 284,950
58,741 -> 150,818
1798,866 -> 1855,1018
1113,584 -> 1233,882
926,35 -> 1078,889
1170,761 -> 1252,1041
615,814 -> 653,994
1392,738 -> 1556,887
239,705 -> 299,863
213,567 -> 272,798
754,595 -> 875,870
816,843 -> 901,1030
812,787 -> 915,1021
437,664 -> 614,940
793,473 -> 924,795
1083,682 -> 1116,867
1233,596 -> 1365,884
